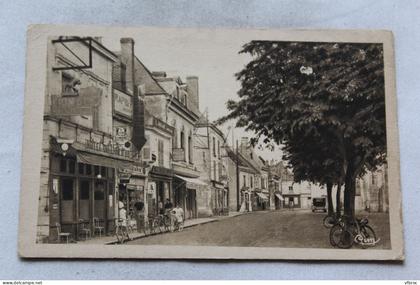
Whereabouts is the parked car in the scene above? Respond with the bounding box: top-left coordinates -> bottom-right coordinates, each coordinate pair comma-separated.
312,197 -> 327,213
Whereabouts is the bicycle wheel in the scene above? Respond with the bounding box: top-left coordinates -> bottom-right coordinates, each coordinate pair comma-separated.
323,215 -> 335,228
329,224 -> 342,247
115,226 -> 123,244
360,225 -> 377,249
337,228 -> 354,249
153,218 -> 162,234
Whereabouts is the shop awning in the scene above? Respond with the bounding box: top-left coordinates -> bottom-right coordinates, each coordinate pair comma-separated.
256,192 -> 269,200
76,150 -> 132,169
275,193 -> 284,201
174,174 -> 207,187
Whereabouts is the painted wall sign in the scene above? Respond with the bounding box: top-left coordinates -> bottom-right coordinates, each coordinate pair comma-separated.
113,89 -> 132,118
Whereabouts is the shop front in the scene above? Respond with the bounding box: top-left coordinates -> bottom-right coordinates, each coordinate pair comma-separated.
117,164 -> 146,230
173,175 -> 207,220
240,188 -> 252,212
254,190 -> 269,210
147,166 -> 173,216
274,192 -> 284,209
283,194 -> 301,209
48,137 -> 133,242
212,180 -> 228,215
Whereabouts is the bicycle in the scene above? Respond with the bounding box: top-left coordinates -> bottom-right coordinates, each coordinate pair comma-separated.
323,215 -> 338,228
330,216 -> 379,249
114,218 -> 130,244
154,213 -> 173,233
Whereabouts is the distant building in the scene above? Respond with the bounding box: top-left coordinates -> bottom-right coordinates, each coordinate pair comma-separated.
356,164 -> 389,213
147,72 -> 203,220
194,116 -> 229,216
226,146 -> 260,212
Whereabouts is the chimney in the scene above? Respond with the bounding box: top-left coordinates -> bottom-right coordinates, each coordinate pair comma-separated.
120,38 -> 135,94
186,76 -> 199,115
240,137 -> 249,154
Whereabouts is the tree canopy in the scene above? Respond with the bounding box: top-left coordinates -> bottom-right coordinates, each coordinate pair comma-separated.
219,41 -> 386,217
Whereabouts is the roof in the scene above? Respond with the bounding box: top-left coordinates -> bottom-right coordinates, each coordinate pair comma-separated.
226,147 -> 260,174
112,51 -> 168,96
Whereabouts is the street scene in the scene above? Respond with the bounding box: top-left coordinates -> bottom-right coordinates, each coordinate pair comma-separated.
35,34 -> 390,251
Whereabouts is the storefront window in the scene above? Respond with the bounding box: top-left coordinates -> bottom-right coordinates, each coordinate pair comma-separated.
78,163 -> 84,175
94,166 -> 100,176
101,166 -> 106,177
60,158 -> 67,172
68,160 -> 75,174
61,179 -> 74,200
80,180 -> 90,200
86,164 -> 92,175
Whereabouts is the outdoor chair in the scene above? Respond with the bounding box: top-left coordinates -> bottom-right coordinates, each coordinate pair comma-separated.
55,222 -> 71,244
79,219 -> 91,240
93,217 -> 104,237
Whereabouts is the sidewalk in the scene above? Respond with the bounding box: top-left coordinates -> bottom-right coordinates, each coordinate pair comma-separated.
79,211 -> 244,245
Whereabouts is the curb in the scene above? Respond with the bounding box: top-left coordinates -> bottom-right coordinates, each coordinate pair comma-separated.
106,213 -> 246,245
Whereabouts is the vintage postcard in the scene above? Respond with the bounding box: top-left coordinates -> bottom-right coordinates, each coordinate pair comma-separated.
19,25 -> 403,260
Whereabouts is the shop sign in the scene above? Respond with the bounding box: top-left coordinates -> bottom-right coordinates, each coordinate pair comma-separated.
113,89 -> 132,118
51,86 -> 102,116
151,166 -> 173,177
114,126 -> 129,145
132,164 -> 146,176
147,182 -> 156,198
172,148 -> 185,162
85,140 -> 132,158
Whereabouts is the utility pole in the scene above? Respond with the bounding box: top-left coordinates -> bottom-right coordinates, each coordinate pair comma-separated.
236,139 -> 240,211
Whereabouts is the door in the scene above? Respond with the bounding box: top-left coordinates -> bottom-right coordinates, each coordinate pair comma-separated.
78,179 -> 91,231
93,180 -> 107,230
60,177 -> 76,234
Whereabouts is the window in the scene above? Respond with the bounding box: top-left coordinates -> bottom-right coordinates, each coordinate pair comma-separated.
59,158 -> 67,173
217,140 -> 220,158
80,180 -> 90,200
289,186 -> 293,191
68,160 -> 75,174
78,163 -> 85,175
243,175 -> 246,187
172,128 -> 178,149
86,164 -> 92,175
94,183 -> 105,200
100,166 -> 106,177
61,179 -> 74,200
94,166 -> 100,176
250,176 -> 253,188
261,178 -> 265,189
188,136 -> 193,164
250,152 -> 253,160
158,139 -> 164,166
212,137 -> 216,157
213,161 -> 217,181
62,72 -> 80,96
180,131 -> 185,150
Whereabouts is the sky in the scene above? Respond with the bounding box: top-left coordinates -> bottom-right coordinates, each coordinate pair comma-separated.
102,29 -> 284,162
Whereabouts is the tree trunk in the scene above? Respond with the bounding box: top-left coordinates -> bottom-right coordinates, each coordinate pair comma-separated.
343,170 -> 356,219
335,182 -> 342,218
326,182 -> 334,216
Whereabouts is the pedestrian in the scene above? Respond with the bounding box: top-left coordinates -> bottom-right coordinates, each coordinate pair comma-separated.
158,200 -> 164,215
164,198 -> 173,212
133,198 -> 145,233
172,204 -> 184,231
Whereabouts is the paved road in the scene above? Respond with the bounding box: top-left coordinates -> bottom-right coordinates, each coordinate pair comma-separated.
127,210 -> 391,249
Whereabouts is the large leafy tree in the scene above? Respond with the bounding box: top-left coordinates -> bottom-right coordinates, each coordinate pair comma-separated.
219,41 -> 386,218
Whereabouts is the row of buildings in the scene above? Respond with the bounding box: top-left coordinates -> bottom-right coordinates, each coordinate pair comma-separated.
36,36 -> 278,243
36,36 -> 389,243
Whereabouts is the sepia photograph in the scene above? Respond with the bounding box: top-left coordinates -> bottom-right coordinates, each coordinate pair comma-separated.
18,25 -> 403,260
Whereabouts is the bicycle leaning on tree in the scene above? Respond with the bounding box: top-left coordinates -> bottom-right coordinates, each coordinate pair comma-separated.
329,216 -> 380,249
